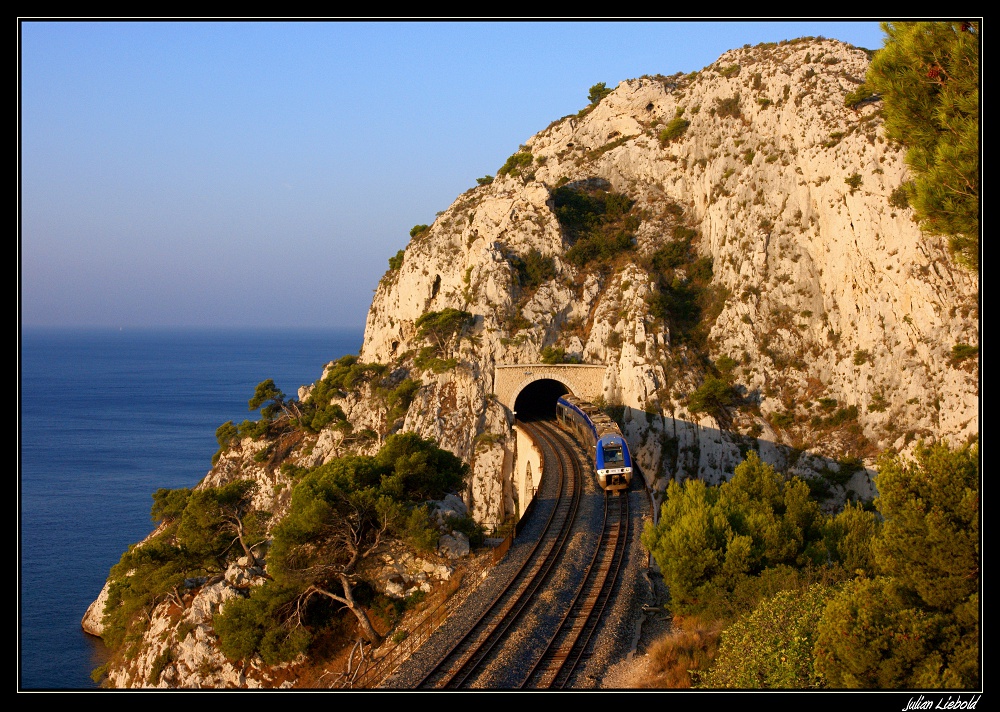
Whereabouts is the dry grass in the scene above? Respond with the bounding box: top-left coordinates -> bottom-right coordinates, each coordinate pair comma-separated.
630,615 -> 723,688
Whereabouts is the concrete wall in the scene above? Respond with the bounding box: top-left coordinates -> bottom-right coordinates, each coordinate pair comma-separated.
513,424 -> 543,520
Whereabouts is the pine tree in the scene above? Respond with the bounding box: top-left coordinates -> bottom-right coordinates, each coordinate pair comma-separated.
866,22 -> 980,268
813,442 -> 979,688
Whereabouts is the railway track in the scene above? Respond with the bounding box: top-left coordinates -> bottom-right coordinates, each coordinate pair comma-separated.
393,416 -> 636,690
520,485 -> 630,688
412,418 -> 584,689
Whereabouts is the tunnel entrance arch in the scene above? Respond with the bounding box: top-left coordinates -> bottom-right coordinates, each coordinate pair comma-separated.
494,364 -> 608,415
513,378 -> 570,420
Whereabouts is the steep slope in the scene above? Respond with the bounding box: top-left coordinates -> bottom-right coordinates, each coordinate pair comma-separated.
353,37 -> 977,519
85,37 -> 979,688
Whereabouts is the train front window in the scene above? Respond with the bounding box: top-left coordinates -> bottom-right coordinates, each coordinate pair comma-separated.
602,445 -> 623,464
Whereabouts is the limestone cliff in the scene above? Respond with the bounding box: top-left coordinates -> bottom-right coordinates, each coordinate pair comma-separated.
86,37 -> 979,688
354,37 -> 977,516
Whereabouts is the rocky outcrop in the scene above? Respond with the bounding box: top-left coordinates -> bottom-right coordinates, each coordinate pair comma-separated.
87,37 -> 978,688
354,38 -> 977,513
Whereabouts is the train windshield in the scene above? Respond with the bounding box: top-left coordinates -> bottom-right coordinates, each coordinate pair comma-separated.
602,444 -> 624,465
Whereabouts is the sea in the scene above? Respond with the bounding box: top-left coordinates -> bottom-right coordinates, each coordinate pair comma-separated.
19,327 -> 364,690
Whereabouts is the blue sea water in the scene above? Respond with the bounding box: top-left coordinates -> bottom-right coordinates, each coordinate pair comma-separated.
19,327 -> 363,690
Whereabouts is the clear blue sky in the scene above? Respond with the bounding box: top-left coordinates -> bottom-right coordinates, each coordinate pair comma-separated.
19,19 -> 888,329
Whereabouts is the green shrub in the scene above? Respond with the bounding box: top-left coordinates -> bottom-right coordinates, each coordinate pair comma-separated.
214,584 -> 310,664
102,481 -> 269,653
702,584 -> 835,688
687,376 -> 737,420
845,173 -> 863,194
540,346 -> 566,364
587,81 -> 612,104
587,135 -> 635,160
889,183 -> 912,209
811,442 -> 979,685
90,663 -> 109,685
299,355 -> 388,433
148,649 -> 173,686
151,487 -> 192,523
866,22 -> 979,268
566,230 -> 634,266
388,249 -> 405,271
770,411 -> 795,429
868,392 -> 888,413
552,184 -> 639,268
509,248 -> 556,291
715,95 -> 741,118
659,117 -> 690,145
644,223 -> 715,337
215,421 -> 239,450
446,514 -> 486,548
498,151 -> 534,177
475,175 -> 494,186
641,451 -> 828,618
950,343 -> 978,363
817,397 -> 838,412
824,131 -> 844,147
827,405 -> 859,426
415,308 -> 474,353
715,356 -> 738,377
413,347 -> 458,374
385,378 -> 421,422
399,504 -> 439,553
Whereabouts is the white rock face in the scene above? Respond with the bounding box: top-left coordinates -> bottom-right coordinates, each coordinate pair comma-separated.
357,38 -> 977,514
438,531 -> 471,560
104,576 -> 267,689
89,38 -> 978,688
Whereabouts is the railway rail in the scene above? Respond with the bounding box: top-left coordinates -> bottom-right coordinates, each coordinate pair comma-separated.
412,418 -> 584,688
389,415 -> 636,689
520,486 -> 630,688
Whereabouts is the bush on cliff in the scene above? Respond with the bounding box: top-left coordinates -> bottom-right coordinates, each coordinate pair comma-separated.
640,451 -> 867,621
101,480 -> 268,653
656,441 -> 978,690
552,184 -> 639,268
213,433 -> 469,662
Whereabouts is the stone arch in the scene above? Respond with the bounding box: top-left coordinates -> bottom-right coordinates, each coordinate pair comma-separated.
494,364 -> 608,413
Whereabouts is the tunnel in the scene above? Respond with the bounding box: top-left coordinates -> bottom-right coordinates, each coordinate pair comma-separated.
513,378 -> 570,421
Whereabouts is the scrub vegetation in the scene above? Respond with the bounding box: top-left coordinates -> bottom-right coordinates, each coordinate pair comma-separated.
639,441 -> 979,689
99,434 -> 470,672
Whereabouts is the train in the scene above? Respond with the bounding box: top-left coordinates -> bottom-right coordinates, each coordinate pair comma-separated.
555,395 -> 633,492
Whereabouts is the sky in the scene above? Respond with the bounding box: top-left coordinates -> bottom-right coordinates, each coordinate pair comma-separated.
19,19 -> 889,329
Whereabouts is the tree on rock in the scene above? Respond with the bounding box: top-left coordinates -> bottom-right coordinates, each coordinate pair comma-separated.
588,82 -> 612,104
414,308 -> 474,355
266,469 -> 390,645
178,480 -> 270,569
249,378 -> 301,421
867,21 -> 979,268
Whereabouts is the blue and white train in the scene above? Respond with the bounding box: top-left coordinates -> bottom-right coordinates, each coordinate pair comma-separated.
555,395 -> 633,492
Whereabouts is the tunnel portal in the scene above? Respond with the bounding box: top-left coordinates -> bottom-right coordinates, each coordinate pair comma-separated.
493,364 -> 607,415
513,378 -> 570,420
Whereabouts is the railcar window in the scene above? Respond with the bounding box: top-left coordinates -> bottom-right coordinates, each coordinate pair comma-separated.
602,445 -> 624,464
